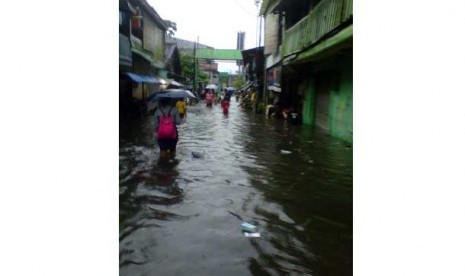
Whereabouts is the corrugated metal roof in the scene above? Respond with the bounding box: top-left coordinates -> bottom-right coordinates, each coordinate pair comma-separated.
138,0 -> 167,29
166,37 -> 213,50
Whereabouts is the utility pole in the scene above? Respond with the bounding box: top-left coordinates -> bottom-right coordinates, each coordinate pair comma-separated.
193,39 -> 196,92
193,36 -> 199,93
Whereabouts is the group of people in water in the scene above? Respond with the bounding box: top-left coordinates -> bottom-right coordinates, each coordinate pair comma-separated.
153,86 -> 302,159
152,88 -> 234,158
204,88 -> 232,115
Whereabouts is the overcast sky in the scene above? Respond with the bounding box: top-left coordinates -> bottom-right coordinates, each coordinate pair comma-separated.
148,0 -> 264,72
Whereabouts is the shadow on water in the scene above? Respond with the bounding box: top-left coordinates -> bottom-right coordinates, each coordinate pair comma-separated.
120,102 -> 352,275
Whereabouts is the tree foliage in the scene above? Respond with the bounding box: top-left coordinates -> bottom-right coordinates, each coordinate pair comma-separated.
164,20 -> 177,37
233,76 -> 245,90
198,71 -> 208,83
180,53 -> 209,83
180,53 -> 194,77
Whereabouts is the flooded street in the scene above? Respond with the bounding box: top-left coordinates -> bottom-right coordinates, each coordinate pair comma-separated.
119,100 -> 352,275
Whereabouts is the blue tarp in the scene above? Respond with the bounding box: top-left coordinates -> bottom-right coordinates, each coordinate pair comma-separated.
125,72 -> 161,84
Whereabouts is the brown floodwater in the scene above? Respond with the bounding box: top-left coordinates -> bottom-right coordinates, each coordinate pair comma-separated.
120,99 -> 352,275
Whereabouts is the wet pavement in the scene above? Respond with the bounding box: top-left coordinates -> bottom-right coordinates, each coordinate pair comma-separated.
119,100 -> 352,275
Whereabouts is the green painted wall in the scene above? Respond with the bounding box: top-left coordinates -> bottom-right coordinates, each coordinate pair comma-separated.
328,55 -> 352,142
328,78 -> 352,140
301,53 -> 352,143
302,79 -> 315,125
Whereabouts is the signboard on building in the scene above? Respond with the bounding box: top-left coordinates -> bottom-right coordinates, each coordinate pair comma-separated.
267,66 -> 281,87
198,61 -> 218,71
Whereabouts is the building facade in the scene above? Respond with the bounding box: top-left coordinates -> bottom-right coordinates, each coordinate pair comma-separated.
119,0 -> 167,115
260,0 -> 353,143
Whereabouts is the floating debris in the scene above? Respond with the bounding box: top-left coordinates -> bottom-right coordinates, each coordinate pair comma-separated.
191,151 -> 203,158
241,222 -> 257,232
244,232 -> 260,238
280,150 -> 292,154
241,222 -> 260,238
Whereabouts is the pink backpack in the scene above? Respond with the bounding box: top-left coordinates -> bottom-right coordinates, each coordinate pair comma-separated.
157,107 -> 177,139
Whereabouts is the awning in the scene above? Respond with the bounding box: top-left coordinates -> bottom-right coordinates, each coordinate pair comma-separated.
124,72 -> 161,84
131,48 -> 153,63
286,25 -> 353,66
158,77 -> 168,85
168,80 -> 184,88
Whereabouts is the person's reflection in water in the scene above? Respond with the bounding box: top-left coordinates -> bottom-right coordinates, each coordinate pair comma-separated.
152,157 -> 183,203
153,156 -> 180,184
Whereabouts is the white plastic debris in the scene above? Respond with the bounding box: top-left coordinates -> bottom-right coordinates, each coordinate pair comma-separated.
241,222 -> 257,232
241,222 -> 260,238
280,150 -> 292,154
244,232 -> 260,238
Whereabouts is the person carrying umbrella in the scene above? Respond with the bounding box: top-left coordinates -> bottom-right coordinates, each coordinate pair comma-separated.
153,98 -> 182,158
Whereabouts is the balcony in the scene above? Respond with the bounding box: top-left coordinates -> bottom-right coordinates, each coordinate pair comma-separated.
130,34 -> 154,63
282,0 -> 352,57
119,34 -> 132,67
130,34 -> 142,50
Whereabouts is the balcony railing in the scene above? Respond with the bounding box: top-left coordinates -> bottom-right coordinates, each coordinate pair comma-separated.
282,0 -> 352,57
130,34 -> 155,63
130,34 -> 143,51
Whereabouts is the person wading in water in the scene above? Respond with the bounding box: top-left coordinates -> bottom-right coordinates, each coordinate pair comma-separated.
153,98 -> 182,158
